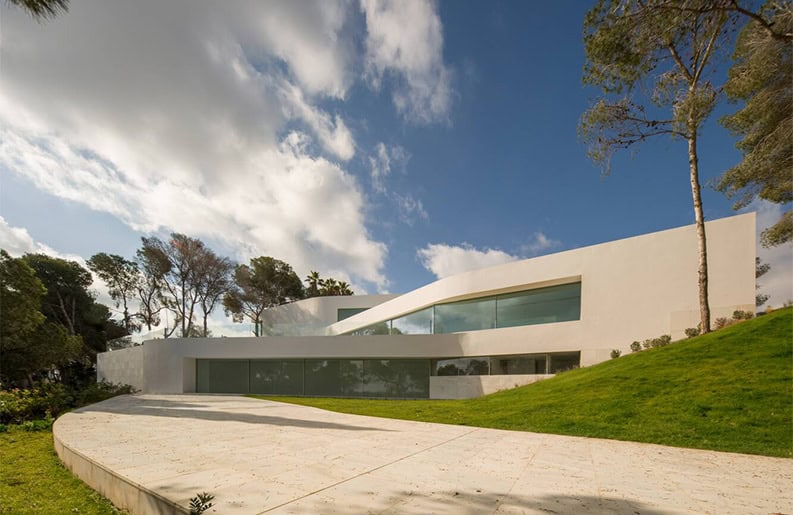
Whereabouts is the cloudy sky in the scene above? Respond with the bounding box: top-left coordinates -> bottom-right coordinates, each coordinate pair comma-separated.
1,1 -> 790,313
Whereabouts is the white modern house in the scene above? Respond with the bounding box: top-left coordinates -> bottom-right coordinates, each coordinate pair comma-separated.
98,213 -> 755,399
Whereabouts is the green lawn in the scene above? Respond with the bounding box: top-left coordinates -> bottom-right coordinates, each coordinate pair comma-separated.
252,307 -> 793,458
0,429 -> 121,514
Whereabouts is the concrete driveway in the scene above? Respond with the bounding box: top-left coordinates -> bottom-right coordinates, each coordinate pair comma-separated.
53,394 -> 792,514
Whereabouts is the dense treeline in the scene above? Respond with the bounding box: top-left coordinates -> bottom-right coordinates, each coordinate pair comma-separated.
0,233 -> 352,387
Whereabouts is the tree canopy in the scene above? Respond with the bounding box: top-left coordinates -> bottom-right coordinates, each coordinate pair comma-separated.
579,0 -> 749,332
224,257 -> 305,336
304,271 -> 354,297
138,234 -> 233,338
87,253 -> 141,333
0,251 -> 82,385
718,1 -> 792,247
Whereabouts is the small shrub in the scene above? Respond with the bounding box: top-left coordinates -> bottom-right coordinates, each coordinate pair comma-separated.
72,381 -> 137,407
732,310 -> 754,321
189,492 -> 215,515
642,339 -> 652,350
629,341 -> 642,353
610,349 -> 622,359
655,334 -> 672,347
684,327 -> 700,338
714,317 -> 730,330
18,418 -> 53,432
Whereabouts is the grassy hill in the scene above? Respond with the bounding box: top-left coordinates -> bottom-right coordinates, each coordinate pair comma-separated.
255,307 -> 793,458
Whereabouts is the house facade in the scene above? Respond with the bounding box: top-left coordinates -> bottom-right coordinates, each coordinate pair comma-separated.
97,213 -> 755,399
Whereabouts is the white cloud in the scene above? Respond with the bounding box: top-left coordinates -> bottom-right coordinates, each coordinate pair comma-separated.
520,232 -> 561,256
417,243 -> 518,279
369,142 -> 392,193
368,142 -> 410,193
393,193 -> 428,225
361,0 -> 454,124
0,1 -> 389,289
748,201 -> 793,308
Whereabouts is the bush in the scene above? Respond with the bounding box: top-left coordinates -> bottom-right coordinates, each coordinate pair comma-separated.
629,341 -> 642,353
0,383 -> 71,425
733,310 -> 754,321
714,317 -> 730,330
72,381 -> 137,407
640,334 -> 672,350
610,349 -> 622,359
0,380 -> 136,425
684,327 -> 700,338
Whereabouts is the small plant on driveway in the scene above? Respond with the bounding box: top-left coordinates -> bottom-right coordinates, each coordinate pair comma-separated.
189,492 -> 215,514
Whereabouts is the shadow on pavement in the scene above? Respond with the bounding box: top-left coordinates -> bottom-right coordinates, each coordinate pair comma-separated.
74,395 -> 394,432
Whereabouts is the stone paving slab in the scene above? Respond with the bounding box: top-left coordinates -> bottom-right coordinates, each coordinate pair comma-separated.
53,394 -> 793,514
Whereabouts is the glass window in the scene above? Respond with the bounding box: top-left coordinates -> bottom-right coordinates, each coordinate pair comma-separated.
337,308 -> 368,321
497,283 -> 581,328
304,359 -> 364,396
363,359 -> 430,398
249,360 -> 304,395
432,357 -> 490,376
196,359 -> 210,393
434,298 -> 496,334
549,352 -> 580,373
199,359 -> 249,393
351,321 -> 390,336
390,307 -> 433,335
489,354 -> 547,375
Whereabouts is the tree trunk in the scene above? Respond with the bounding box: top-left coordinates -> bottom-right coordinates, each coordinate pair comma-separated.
687,128 -> 711,333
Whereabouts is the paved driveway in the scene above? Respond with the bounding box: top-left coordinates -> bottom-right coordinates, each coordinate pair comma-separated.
54,395 -> 792,514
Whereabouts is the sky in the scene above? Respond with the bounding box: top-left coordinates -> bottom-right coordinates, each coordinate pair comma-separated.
1,0 -> 790,322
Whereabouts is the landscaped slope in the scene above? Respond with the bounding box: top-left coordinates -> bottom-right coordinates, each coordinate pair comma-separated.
255,307 -> 793,458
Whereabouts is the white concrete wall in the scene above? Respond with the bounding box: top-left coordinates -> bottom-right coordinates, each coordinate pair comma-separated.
430,375 -> 553,399
96,346 -> 145,391
261,294 -> 397,335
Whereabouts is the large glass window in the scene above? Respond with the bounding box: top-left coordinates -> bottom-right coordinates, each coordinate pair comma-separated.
391,307 -> 433,335
363,359 -> 429,398
304,359 -> 364,396
196,359 -> 249,393
337,308 -> 368,321
346,281 -> 581,336
496,283 -> 581,327
351,321 -> 391,336
434,298 -> 496,334
489,354 -> 547,375
432,358 -> 489,376
250,360 -> 303,395
549,352 -> 581,373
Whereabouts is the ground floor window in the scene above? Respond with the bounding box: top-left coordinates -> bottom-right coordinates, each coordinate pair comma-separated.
196,351 -> 580,398
431,352 -> 580,377
196,358 -> 431,398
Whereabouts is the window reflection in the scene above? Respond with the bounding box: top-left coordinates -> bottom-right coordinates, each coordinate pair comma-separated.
434,298 -> 496,334
347,281 -> 581,336
391,307 -> 432,335
432,358 -> 490,376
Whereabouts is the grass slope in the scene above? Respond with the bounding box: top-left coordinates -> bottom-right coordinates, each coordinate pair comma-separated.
253,307 -> 793,458
0,430 -> 121,514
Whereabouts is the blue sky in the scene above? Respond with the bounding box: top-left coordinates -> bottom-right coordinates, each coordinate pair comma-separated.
1,0 -> 790,309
